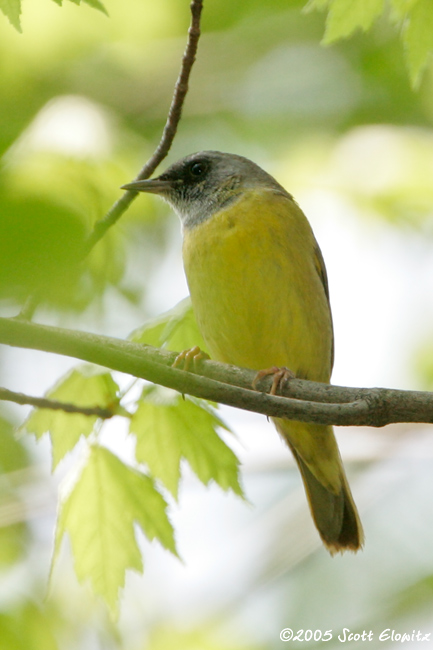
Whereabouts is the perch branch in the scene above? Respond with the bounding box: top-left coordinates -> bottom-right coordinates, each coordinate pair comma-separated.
0,317 -> 433,428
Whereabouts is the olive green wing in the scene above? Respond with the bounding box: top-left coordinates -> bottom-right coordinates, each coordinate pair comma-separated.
313,243 -> 335,371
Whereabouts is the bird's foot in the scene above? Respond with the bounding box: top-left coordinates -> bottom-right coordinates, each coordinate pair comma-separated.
173,345 -> 210,372
252,366 -> 295,396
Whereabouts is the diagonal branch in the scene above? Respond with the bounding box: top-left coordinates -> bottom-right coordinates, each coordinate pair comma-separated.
81,0 -> 203,257
0,317 -> 433,428
18,1 -> 203,322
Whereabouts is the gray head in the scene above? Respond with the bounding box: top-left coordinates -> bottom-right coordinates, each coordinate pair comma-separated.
121,151 -> 289,229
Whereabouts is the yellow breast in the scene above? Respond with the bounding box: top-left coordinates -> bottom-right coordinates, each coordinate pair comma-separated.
182,189 -> 333,382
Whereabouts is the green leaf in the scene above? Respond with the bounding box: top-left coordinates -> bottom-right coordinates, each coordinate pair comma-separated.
130,392 -> 243,500
308,0 -> 433,86
0,196 -> 85,306
1,0 -> 107,31
322,0 -> 385,44
65,0 -> 107,14
0,416 -> 30,568
0,0 -> 21,31
390,0 -> 420,18
130,297 -> 207,354
82,0 -> 108,15
0,521 -> 28,567
24,366 -> 119,469
403,0 -> 433,87
304,0 -> 331,12
0,603 -> 58,650
130,396 -> 182,498
54,445 -> 177,613
0,415 -> 29,473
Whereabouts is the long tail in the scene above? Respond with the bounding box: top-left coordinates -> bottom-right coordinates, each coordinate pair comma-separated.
274,419 -> 364,554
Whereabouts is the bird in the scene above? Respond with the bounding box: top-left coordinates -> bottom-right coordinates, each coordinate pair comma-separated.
122,150 -> 364,554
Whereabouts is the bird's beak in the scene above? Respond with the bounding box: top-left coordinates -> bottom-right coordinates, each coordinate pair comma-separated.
121,178 -> 173,195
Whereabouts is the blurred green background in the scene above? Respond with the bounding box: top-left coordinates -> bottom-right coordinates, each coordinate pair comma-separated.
1,0 -> 433,648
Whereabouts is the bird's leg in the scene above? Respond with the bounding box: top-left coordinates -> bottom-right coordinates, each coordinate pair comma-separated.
173,345 -> 210,372
252,366 -> 295,396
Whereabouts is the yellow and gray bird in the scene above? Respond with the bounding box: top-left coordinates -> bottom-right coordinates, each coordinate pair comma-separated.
123,151 -> 363,554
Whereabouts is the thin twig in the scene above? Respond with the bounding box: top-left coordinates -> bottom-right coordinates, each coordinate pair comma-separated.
17,0 -> 203,320
81,0 -> 203,257
0,386 -> 114,419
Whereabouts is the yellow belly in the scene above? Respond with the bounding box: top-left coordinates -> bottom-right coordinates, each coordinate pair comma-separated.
182,189 -> 333,383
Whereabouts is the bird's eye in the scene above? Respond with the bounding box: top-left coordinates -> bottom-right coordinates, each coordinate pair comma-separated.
188,161 -> 207,178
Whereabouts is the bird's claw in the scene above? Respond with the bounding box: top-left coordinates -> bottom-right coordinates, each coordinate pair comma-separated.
173,345 -> 210,372
252,365 -> 295,396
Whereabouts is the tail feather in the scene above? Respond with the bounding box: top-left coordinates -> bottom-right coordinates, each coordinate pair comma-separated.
275,419 -> 364,554
292,445 -> 363,554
